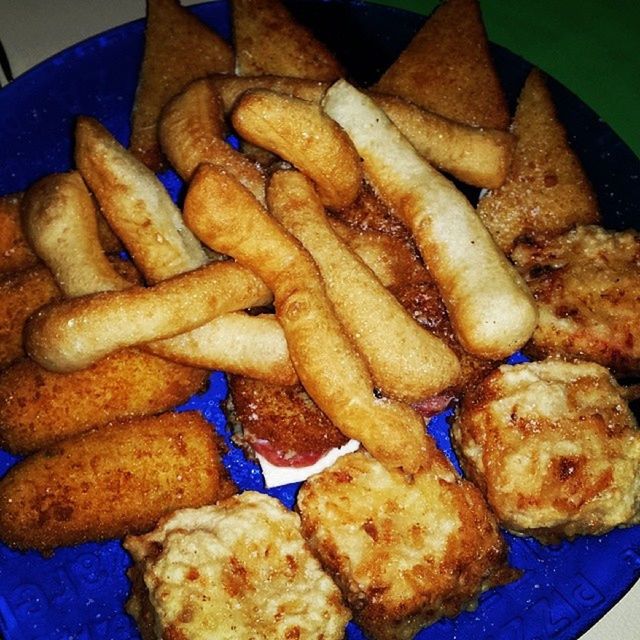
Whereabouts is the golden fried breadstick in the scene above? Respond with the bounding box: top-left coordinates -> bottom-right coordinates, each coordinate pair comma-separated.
25,260 -> 272,372
0,411 -> 232,551
150,311 -> 297,386
159,78 -> 266,201
184,164 -> 431,475
323,80 -> 537,360
22,171 -> 132,296
75,117 -> 208,283
270,170 -> 459,401
0,350 -> 208,455
232,90 -> 363,209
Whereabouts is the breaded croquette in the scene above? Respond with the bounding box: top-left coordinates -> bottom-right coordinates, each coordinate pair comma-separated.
297,450 -> 516,640
452,359 -> 640,543
0,192 -> 39,274
124,492 -> 351,640
0,411 -> 233,552
512,225 -> 640,376
0,349 -> 209,454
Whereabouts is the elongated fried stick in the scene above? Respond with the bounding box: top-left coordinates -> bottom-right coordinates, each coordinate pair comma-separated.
270,169 -> 459,401
184,163 -> 431,475
322,80 -> 537,359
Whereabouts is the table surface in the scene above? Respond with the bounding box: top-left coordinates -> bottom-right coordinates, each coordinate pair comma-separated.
0,2 -> 638,639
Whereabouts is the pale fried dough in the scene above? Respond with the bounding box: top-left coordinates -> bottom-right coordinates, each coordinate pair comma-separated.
374,0 -> 510,130
183,164 -> 431,475
323,80 -> 537,359
130,0 -> 234,170
159,78 -> 266,201
76,117 -> 208,283
22,172 -> 132,296
270,170 -> 459,401
232,90 -> 362,209
477,70 -> 600,254
0,350 -> 208,455
231,0 -> 343,80
25,261 -> 272,373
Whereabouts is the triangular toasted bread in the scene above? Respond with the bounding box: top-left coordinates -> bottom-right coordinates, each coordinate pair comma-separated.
477,69 -> 600,254
231,0 -> 343,80
373,0 -> 509,130
130,0 -> 234,171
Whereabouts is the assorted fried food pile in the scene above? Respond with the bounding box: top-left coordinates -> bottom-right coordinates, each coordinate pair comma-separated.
0,0 -> 639,638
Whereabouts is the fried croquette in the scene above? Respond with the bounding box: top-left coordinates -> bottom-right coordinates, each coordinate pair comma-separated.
0,411 -> 233,552
512,225 -> 640,376
124,491 -> 350,640
0,192 -> 39,274
452,359 -> 640,543
0,349 -> 209,454
297,450 -> 516,640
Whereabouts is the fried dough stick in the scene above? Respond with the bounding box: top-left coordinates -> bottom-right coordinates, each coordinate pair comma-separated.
184,164 -> 431,475
270,170 -> 459,401
323,80 -> 537,360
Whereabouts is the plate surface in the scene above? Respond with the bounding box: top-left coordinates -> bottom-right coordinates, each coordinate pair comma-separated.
1,2 -> 639,640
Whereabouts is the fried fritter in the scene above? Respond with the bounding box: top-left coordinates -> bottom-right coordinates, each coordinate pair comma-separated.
512,225 -> 640,376
0,192 -> 39,275
452,359 -> 640,543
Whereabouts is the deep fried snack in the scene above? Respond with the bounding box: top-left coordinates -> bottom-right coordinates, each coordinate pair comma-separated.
323,80 -> 537,359
270,170 -> 459,401
0,266 -> 61,369
452,359 -> 640,542
159,78 -> 266,201
512,225 -> 640,376
151,311 -> 296,386
0,192 -> 39,274
477,69 -> 600,254
0,349 -> 208,455
297,450 -> 516,640
371,93 -> 514,189
232,90 -> 363,209
124,492 -> 350,640
130,0 -> 234,170
231,0 -> 343,81
0,411 -> 232,551
76,117 -> 208,283
184,164 -> 431,475
374,0 -> 510,130
22,171 -> 132,296
25,260 -> 272,373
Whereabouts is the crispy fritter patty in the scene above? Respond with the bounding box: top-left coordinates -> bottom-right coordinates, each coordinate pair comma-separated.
124,491 -> 351,640
452,359 -> 640,543
512,225 -> 640,376
297,450 -> 516,640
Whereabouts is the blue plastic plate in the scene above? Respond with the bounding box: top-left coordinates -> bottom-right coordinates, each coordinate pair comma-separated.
1,2 -> 639,640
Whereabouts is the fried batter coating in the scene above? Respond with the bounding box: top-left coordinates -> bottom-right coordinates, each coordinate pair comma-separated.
297,450 -> 516,640
0,349 -> 209,454
124,492 -> 350,640
452,359 -> 640,543
0,192 -> 39,274
512,225 -> 640,376
0,411 -> 233,552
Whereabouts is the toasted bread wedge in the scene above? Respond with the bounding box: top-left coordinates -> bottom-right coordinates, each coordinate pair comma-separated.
130,0 -> 234,171
477,69 -> 600,254
374,0 -> 509,130
231,0 -> 343,80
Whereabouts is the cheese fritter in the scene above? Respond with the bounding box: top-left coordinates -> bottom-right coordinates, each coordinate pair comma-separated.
452,359 -> 640,543
124,491 -> 351,640
297,450 -> 516,640
512,225 -> 640,376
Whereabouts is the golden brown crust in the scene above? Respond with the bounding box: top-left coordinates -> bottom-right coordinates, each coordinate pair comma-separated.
477,69 -> 600,254
0,192 -> 40,274
374,0 -> 510,130
130,0 -> 234,171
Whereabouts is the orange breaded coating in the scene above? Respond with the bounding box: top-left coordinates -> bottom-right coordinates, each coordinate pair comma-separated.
374,0 -> 510,130
130,0 -> 234,170
477,69 -> 600,254
0,193 -> 39,275
297,450 -> 516,640
0,411 -> 233,552
452,360 -> 640,543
